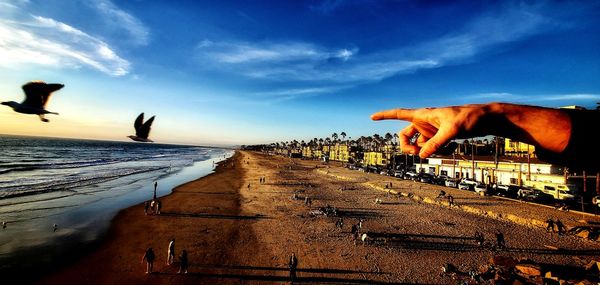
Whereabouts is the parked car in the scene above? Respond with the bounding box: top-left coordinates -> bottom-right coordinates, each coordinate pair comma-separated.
393,170 -> 405,179
460,178 -> 478,186
403,171 -> 418,180
380,170 -> 390,176
494,184 -> 519,198
417,173 -> 434,184
458,182 -> 473,191
444,179 -> 457,188
474,183 -> 489,195
518,187 -> 554,203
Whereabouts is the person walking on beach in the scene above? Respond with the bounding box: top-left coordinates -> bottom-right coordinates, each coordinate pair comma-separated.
495,231 -> 505,249
156,200 -> 162,215
150,200 -> 156,215
288,253 -> 298,284
142,247 -> 155,274
167,238 -> 175,265
178,250 -> 188,274
447,195 -> 454,207
2,221 -> 6,229
556,219 -> 566,235
474,231 -> 484,247
546,218 -> 555,233
144,201 -> 149,215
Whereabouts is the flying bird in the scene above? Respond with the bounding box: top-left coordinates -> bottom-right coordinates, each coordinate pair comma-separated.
1,81 -> 64,122
128,113 -> 155,142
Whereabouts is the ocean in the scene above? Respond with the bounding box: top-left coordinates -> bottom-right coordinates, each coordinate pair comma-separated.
0,135 -> 233,279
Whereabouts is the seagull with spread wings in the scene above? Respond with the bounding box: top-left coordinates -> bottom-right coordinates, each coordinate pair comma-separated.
128,113 -> 155,142
2,81 -> 64,122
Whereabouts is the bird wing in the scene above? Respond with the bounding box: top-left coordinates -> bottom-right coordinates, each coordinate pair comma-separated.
41,83 -> 64,108
21,82 -> 63,109
136,115 -> 155,139
21,82 -> 44,108
134,113 -> 144,133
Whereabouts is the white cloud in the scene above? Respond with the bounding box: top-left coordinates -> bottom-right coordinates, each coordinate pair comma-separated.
87,0 -> 149,46
0,4 -> 130,76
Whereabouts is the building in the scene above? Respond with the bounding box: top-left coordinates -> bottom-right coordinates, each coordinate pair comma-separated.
417,155 -> 566,187
504,139 -> 536,158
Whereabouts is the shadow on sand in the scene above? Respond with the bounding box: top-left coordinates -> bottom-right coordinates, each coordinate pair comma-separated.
161,212 -> 269,220
152,264 -> 421,284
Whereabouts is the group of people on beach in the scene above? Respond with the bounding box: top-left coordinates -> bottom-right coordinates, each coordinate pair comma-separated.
144,199 -> 162,215
142,238 -> 189,274
546,218 -> 566,235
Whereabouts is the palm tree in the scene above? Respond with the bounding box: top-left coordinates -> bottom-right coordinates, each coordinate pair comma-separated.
340,131 -> 347,142
331,133 -> 338,144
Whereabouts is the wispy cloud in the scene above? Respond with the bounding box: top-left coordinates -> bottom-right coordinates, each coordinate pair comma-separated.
0,1 -> 130,76
195,3 -> 552,88
86,0 -> 149,46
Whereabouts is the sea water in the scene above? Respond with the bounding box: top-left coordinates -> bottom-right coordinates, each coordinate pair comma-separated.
0,135 -> 233,278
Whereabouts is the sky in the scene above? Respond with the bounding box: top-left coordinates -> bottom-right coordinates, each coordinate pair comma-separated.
1,0 -> 599,146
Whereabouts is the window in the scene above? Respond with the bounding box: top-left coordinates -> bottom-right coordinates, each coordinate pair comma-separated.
440,170 -> 448,176
510,178 -> 518,185
544,186 -> 555,191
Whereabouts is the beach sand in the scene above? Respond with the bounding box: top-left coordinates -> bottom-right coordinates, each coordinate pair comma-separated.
39,150 -> 600,284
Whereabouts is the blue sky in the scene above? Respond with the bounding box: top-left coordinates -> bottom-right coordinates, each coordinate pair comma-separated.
1,0 -> 599,146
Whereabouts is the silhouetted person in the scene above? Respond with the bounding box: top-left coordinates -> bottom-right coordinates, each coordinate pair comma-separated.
167,238 -> 175,265
447,195 -> 454,207
437,190 -> 446,199
156,200 -> 162,215
474,231 -> 484,247
288,253 -> 298,284
178,250 -> 188,274
142,247 -> 155,274
128,113 -> 155,142
546,218 -> 555,232
556,220 -> 565,235
2,81 -> 63,122
144,201 -> 149,215
2,221 -> 6,229
495,232 -> 505,249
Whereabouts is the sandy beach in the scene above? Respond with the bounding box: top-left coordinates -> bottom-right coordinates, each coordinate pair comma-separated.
39,150 -> 600,284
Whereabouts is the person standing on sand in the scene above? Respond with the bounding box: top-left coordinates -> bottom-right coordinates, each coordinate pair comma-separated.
447,195 -> 454,207
150,200 -> 156,215
178,250 -> 188,274
495,231 -> 505,249
167,238 -> 175,265
546,218 -> 555,233
142,247 -> 155,274
288,253 -> 298,284
144,201 -> 149,215
156,200 -> 162,215
556,220 -> 565,235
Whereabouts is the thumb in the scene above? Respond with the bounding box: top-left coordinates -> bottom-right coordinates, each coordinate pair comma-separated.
418,126 -> 456,158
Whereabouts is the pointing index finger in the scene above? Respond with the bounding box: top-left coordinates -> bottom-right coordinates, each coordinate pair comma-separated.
370,108 -> 416,121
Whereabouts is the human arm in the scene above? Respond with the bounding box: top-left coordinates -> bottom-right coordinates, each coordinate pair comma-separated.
371,102 -> 570,158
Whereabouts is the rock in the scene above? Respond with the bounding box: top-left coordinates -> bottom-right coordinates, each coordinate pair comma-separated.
515,263 -> 542,277
576,230 -> 590,239
491,255 -> 519,268
584,260 -> 600,273
575,280 -> 595,285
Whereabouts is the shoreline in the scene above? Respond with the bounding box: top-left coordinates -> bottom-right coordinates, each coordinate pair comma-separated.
38,151 -> 247,285
0,149 -> 233,284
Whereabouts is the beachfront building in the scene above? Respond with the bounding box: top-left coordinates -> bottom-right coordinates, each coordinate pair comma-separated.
415,155 -> 568,186
363,151 -> 387,166
504,139 -> 536,158
329,143 -> 350,162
